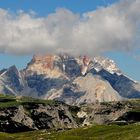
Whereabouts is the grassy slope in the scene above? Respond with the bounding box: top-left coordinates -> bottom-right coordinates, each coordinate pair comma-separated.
0,95 -> 140,140
0,94 -> 57,108
0,124 -> 140,140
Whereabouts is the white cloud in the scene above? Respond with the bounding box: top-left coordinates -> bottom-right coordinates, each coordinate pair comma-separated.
0,0 -> 139,56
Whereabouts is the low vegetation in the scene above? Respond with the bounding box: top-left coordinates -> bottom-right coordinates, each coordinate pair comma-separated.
0,94 -> 57,108
0,124 -> 139,140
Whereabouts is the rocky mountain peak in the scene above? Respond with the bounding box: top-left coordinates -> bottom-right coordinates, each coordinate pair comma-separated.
31,54 -> 55,70
93,56 -> 121,74
26,54 -> 121,77
0,54 -> 139,105
25,54 -> 92,78
25,54 -> 64,78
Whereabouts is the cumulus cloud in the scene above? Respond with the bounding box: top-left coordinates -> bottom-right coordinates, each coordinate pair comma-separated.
0,0 -> 140,56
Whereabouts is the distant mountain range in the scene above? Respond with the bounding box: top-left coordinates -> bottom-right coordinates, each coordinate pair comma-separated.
0,54 -> 140,105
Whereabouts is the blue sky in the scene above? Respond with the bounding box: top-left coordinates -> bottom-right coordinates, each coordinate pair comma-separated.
0,0 -> 140,82
0,0 -> 117,15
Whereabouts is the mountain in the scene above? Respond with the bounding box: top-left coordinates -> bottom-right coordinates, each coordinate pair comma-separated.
0,54 -> 140,105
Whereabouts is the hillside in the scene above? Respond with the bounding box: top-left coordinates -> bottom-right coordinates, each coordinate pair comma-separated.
0,95 -> 140,139
0,124 -> 140,140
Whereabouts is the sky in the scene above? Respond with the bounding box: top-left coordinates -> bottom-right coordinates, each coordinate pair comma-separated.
0,0 -> 140,81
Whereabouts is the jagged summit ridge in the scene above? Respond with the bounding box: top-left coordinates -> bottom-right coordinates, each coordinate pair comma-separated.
26,54 -> 121,77
93,56 -> 122,74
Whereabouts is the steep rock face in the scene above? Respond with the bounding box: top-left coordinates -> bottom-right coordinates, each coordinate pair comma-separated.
25,74 -> 68,97
0,106 -> 35,133
47,74 -> 121,105
94,69 -> 140,98
0,103 -> 77,133
73,74 -> 121,104
0,54 -> 140,104
26,55 -> 91,78
79,101 -> 140,125
0,66 -> 24,95
26,55 -> 65,78
30,104 -> 77,129
92,56 -> 121,74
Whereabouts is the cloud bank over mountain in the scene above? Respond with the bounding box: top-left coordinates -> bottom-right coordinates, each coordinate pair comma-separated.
0,0 -> 139,56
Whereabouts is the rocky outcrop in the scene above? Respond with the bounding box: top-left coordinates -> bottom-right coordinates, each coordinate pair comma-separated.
79,101 -> 140,125
0,97 -> 140,133
0,102 -> 77,133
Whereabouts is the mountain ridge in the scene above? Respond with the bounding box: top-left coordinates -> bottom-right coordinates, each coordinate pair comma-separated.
0,54 -> 140,105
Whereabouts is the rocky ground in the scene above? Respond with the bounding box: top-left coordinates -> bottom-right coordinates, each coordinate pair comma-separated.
0,95 -> 78,133
0,95 -> 140,133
